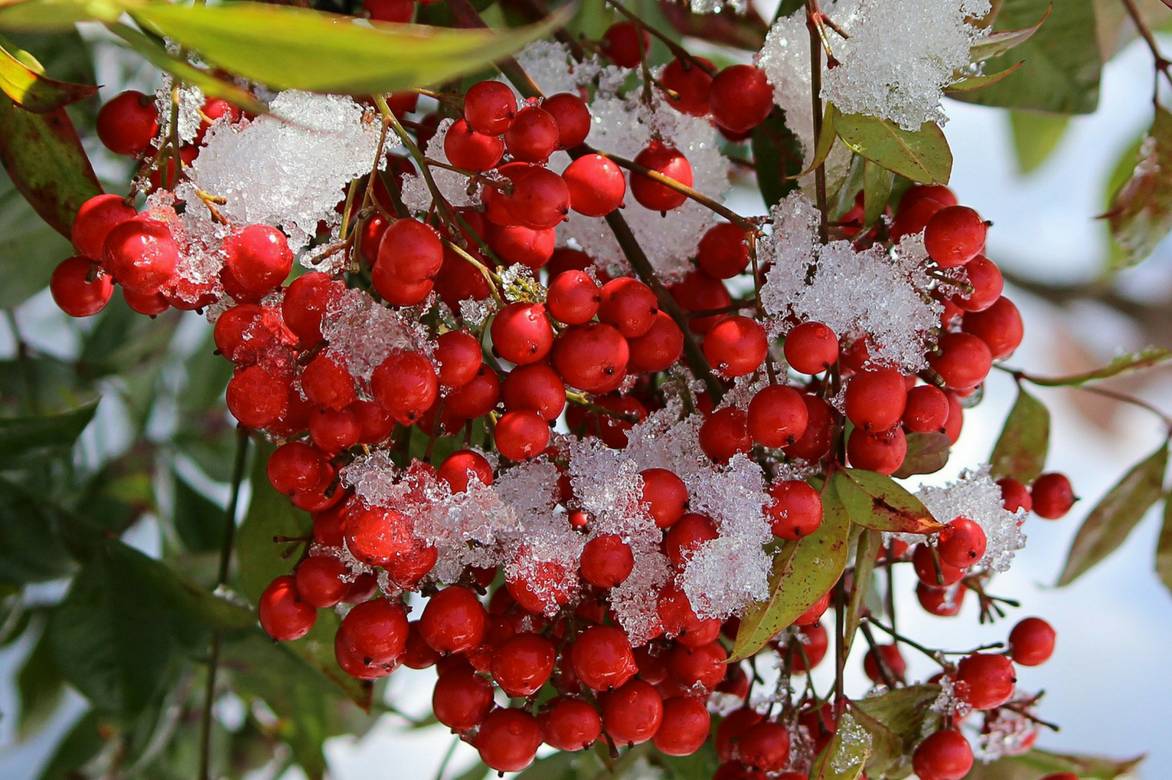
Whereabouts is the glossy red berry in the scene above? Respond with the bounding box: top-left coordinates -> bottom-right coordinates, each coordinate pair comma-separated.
708,65 -> 773,133
847,426 -> 907,475
553,322 -> 630,393
420,585 -> 487,654
913,730 -> 973,780
294,555 -> 348,608
571,626 -> 637,691
50,257 -> 113,317
338,598 -> 409,665
661,57 -> 714,117
444,118 -> 504,171
653,696 -> 711,756
697,222 -> 751,279
627,311 -> 684,372
302,353 -> 356,410
1009,616 -> 1056,666
492,302 -> 554,365
464,80 -> 517,135
937,516 -> 987,568
281,272 -> 335,345
496,410 -> 550,460
540,697 -> 602,751
703,316 -> 768,377
736,721 -> 790,771
267,441 -> 328,494
377,218 -> 443,282
343,505 -> 411,566
223,225 -> 293,297
258,575 -> 316,641
640,468 -> 689,528
601,21 -> 649,67
371,350 -> 438,424
547,269 -> 601,324
563,153 -> 627,216
226,365 -> 289,428
962,295 -> 1024,359
903,384 -> 950,433
863,643 -> 906,684
492,633 -> 556,696
71,194 -> 136,259
435,330 -> 483,389
438,449 -> 494,492
506,105 -> 560,162
1031,472 -> 1075,519
765,480 -> 823,540
580,534 -> 634,588
630,141 -> 693,212
955,254 -> 1003,311
929,331 -> 992,390
912,542 -> 964,587
699,408 -> 752,463
542,92 -> 591,149
956,652 -> 1016,709
96,90 -> 159,156
924,206 -> 987,268
477,707 -> 543,772
602,679 -> 663,746
103,218 -> 178,294
784,322 -> 839,374
433,665 -> 494,730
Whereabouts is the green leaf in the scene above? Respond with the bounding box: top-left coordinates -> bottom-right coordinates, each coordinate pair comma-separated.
944,60 -> 1025,93
965,747 -> 1144,779
810,711 -> 870,780
0,178 -> 73,308
795,102 -> 839,179
1104,106 -> 1172,269
130,1 -> 570,94
0,400 -> 97,463
834,111 -> 952,185
0,41 -> 95,111
1057,442 -> 1168,586
169,470 -> 226,553
1008,110 -> 1070,174
1020,346 -> 1171,386
989,385 -> 1049,482
893,432 -> 951,478
750,106 -> 804,208
17,620 -> 65,740
968,3 -> 1051,62
833,469 -> 943,534
851,685 -> 942,777
0,95 -> 100,237
1156,494 -> 1172,596
47,538 -> 253,717
0,477 -> 78,585
843,529 -> 882,659
37,710 -> 106,780
730,479 -> 852,661
0,0 -> 124,31
861,158 -> 893,228
955,0 -> 1101,114
236,443 -> 310,604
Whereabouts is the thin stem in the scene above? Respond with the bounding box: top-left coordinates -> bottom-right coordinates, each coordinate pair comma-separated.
1119,0 -> 1172,98
833,580 -> 846,714
805,0 -> 830,243
1001,365 -> 1172,431
433,737 -> 459,780
199,428 -> 250,780
867,617 -> 1004,661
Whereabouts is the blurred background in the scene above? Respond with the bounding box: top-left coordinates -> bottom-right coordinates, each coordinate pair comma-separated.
0,5 -> 1170,779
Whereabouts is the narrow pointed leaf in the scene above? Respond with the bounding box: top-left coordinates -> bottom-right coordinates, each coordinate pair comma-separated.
968,4 -> 1051,62
945,60 -> 1025,93
843,529 -> 882,659
989,385 -> 1049,482
1057,442 -> 1168,586
1157,495 -> 1172,595
0,43 -> 96,111
0,400 -> 97,461
0,95 -> 100,237
833,469 -> 942,534
965,748 -> 1144,779
834,111 -> 952,185
130,1 -> 570,94
793,103 -> 838,178
861,157 -> 893,227
750,107 -> 804,207
730,479 -> 852,661
1104,106 -> 1172,269
0,0 -> 124,31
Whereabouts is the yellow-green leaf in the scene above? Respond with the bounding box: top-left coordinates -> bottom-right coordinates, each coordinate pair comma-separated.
810,711 -> 870,780
834,111 -> 952,185
861,157 -> 892,227
946,61 -> 1025,94
1157,493 -> 1172,597
1057,442 -> 1169,586
0,42 -> 95,111
833,469 -> 942,534
1009,110 -> 1070,174
843,529 -> 882,659
851,686 -> 942,777
965,747 -> 1144,779
989,385 -> 1049,482
730,478 -> 852,661
0,0 -> 124,31
793,102 -> 838,179
130,1 -> 570,94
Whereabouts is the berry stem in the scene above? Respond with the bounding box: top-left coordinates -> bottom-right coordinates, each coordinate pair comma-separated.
804,0 -> 830,244
198,427 -> 250,780
1119,0 -> 1172,100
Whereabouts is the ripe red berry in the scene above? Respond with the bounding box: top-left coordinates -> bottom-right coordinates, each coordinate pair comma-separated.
492,302 -> 555,366
445,365 -> 501,420
913,730 -> 973,780
598,278 -> 658,338
267,441 -> 328,495
547,269 -> 601,324
502,165 -> 571,229
1009,616 -> 1056,666
661,57 -> 714,117
464,80 -> 517,135
847,426 -> 907,475
601,21 -> 649,67
371,350 -> 438,424
580,534 -> 634,588
955,254 -> 1003,312
863,643 -> 906,684
377,218 -> 443,282
563,153 -> 626,216
435,329 -> 483,388
540,697 -> 602,751
223,225 -> 293,297
640,468 -> 689,528
937,516 -> 987,568
602,679 -> 663,746
998,476 -> 1033,514
308,407 -> 360,454
50,257 -> 113,317
916,580 -> 966,617
912,542 -> 964,587
708,65 -> 773,133
258,575 -> 316,641
487,223 -> 556,270
438,448 -> 494,492
433,665 -> 494,730
364,0 -> 413,22
627,311 -> 684,372
1031,472 -> 1075,519
226,365 -> 289,428
301,353 -> 356,410
542,92 -> 591,149
784,322 -> 839,374
703,316 -> 768,377
956,652 -> 1016,709
72,194 -> 136,259
553,322 -> 630,393
699,408 -> 752,463
962,295 -> 1024,359
505,105 -> 560,162
929,331 -> 992,390
571,625 -> 637,691
746,386 -> 807,447
716,707 -> 762,761
494,410 -> 550,460
443,118 -> 504,171
421,585 -> 487,654
765,480 -> 823,540
784,621 -> 829,671
492,633 -> 556,696
630,141 -> 693,212
697,222 -> 751,279
103,218 -> 178,294
281,271 -> 335,345
96,90 -> 159,156
294,555 -> 348,609
736,721 -> 791,771
924,206 -> 987,267
903,384 -> 950,433
502,362 -> 566,420
477,707 -> 543,772
653,696 -> 711,756
784,394 -> 835,462
845,368 -> 908,431
666,639 -> 727,691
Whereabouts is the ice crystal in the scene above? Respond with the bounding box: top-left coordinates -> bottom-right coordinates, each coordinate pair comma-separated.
154,74 -> 205,147
400,118 -> 480,215
976,706 -> 1036,761
320,287 -> 431,382
514,41 -> 601,96
929,675 -> 972,721
688,0 -> 747,13
759,193 -> 941,370
340,450 -> 403,507
917,466 -> 1026,573
189,91 -> 389,250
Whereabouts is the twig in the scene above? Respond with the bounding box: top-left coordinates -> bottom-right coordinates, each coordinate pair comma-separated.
804,0 -> 830,243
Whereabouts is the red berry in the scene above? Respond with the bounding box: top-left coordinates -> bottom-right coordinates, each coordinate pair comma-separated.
929,331 -> 992,390
371,350 -> 438,424
464,80 -> 517,135
699,408 -> 752,463
847,426 -> 907,475
1031,473 -> 1075,519
601,21 -> 649,67
765,480 -> 823,540
666,640 -> 727,690
845,368 -> 907,432
962,295 -> 1023,359
571,626 -> 637,691
435,330 -> 483,389
438,449 -> 494,492
223,225 -> 293,297
445,365 -> 501,419
542,92 -> 591,149
267,441 -> 328,494
916,581 -> 966,617
784,622 -> 829,671
486,223 -> 556,270
503,165 -> 571,229
433,665 -> 494,730
736,721 -> 790,771
955,254 -> 1003,311
924,206 -> 987,267
640,468 -> 689,528
443,118 -> 504,171
343,505 -> 412,566
580,534 -> 634,588
630,141 -> 693,212
50,257 -> 113,317
547,269 -> 600,325
294,555 -> 348,608
364,0 -> 413,22
552,322 -> 629,393
226,365 -> 289,428
602,679 -> 663,746
71,194 -> 136,259
540,697 -> 602,751
998,477 -> 1033,514
708,65 -> 773,133
421,586 -> 487,654
492,633 -> 556,696
377,218 -> 443,282
258,575 -> 316,641
502,362 -> 566,420
913,730 -> 973,780
309,406 -> 361,454
703,316 -> 768,377
670,270 -> 731,334
598,278 -> 657,338
956,652 -> 1016,709
697,222 -> 751,278
492,302 -> 554,365
506,105 -> 560,162
103,218 -> 178,294
302,353 -> 356,410
627,311 -> 684,372
937,516 -> 987,568
563,153 -> 626,216
281,272 -> 336,345
863,643 -> 906,684
662,57 -> 714,117
1009,617 -> 1056,666
903,384 -> 950,433
477,707 -> 543,772
784,322 -> 839,374
495,410 -> 550,460
653,696 -> 711,756
96,90 -> 158,156
912,543 -> 964,587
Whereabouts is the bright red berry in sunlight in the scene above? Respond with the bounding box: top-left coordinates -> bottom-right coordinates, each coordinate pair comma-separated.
433,665 -> 493,730
547,269 -> 600,324
962,296 -> 1024,360
1031,472 -> 1075,519
703,316 -> 767,377
956,652 -> 1016,709
845,368 -> 907,431
708,65 -> 773,133
96,90 -> 159,156
258,575 -> 316,641
494,410 -> 550,460
477,708 -> 543,772
748,385 -> 808,447
563,154 -> 626,216
602,679 -> 663,746
903,384 -> 950,433
700,408 -> 752,463
540,697 -> 602,751
223,224 -> 293,297
784,322 -> 838,374
438,449 -> 493,492
1009,616 -> 1057,666
421,585 -> 487,654
50,258 -> 113,317
72,194 -> 136,259
378,218 -> 443,282
506,105 -> 560,162
601,21 -> 649,67
654,697 -> 711,756
464,80 -> 517,135
492,633 -> 556,696
913,730 -> 973,780
580,534 -> 634,588
553,322 -> 629,393
371,350 -> 438,424
766,480 -> 823,540
697,222 -> 750,279
444,118 -> 504,171
937,517 -> 987,568
542,92 -> 591,149
630,141 -> 693,212
226,365 -> 288,428
640,468 -> 689,528
627,311 -> 684,372
571,626 -> 637,691
103,218 -> 178,294
924,206 -> 987,267
598,277 -> 657,338
435,330 -> 483,388
930,331 -> 992,390
662,57 -> 714,116
294,555 -> 348,609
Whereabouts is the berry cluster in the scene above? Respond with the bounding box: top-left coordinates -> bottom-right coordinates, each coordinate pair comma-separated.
48,14 -> 1078,777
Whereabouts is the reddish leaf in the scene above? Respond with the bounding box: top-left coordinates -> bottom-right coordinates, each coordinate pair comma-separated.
833,469 -> 943,534
989,385 -> 1049,482
1105,106 -> 1172,268
894,432 -> 951,478
0,43 -> 97,112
